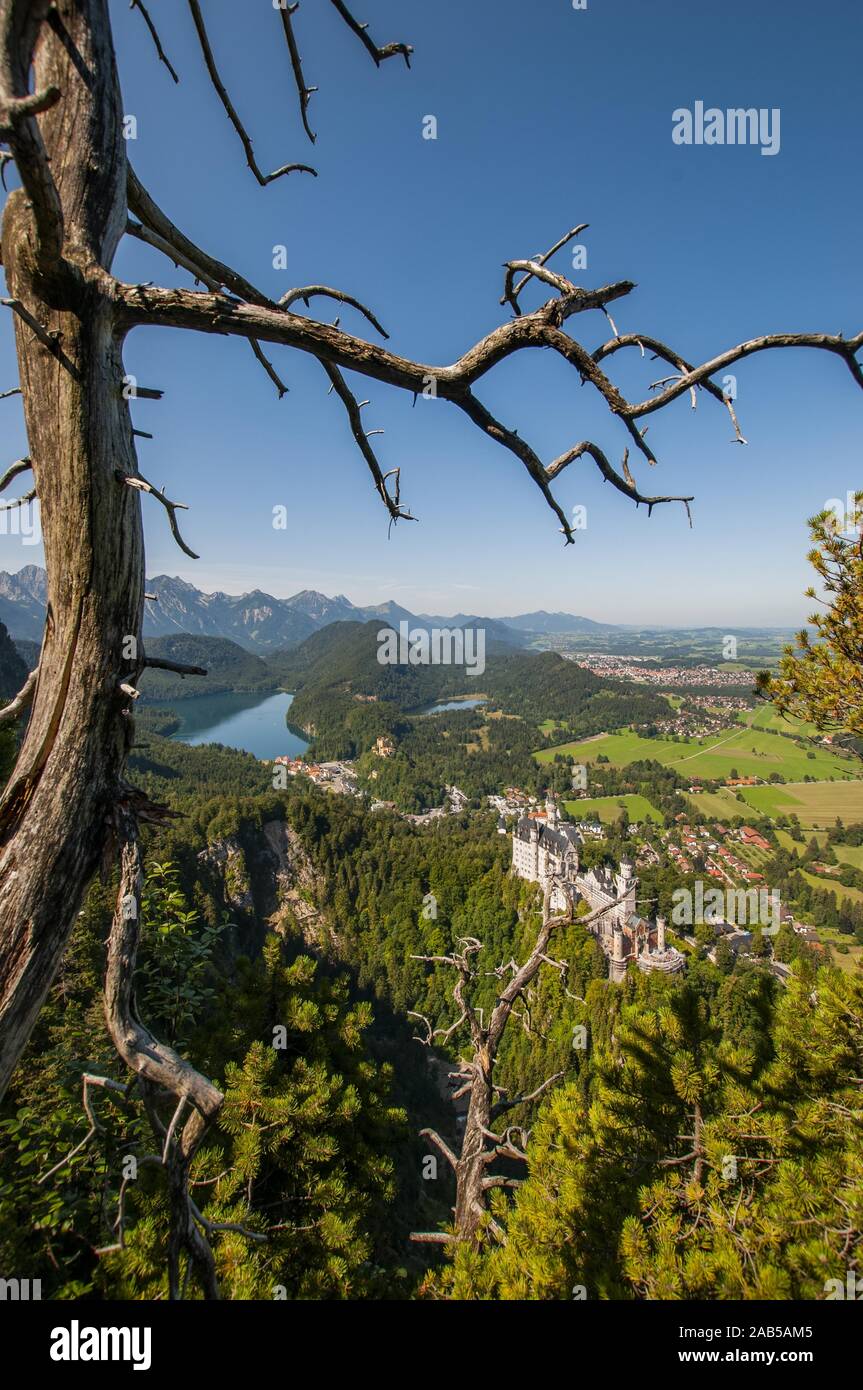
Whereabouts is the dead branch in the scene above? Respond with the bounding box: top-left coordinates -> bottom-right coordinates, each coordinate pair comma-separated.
491,1070 -> 565,1120
408,1006 -> 469,1048
545,439 -> 693,523
501,223 -> 589,313
112,268 -> 861,543
186,0 -> 316,186
328,0 -> 412,67
1,297 -> 80,379
117,470 -> 199,560
127,166 -> 270,306
0,456 -> 35,507
594,332 -> 748,442
141,654 -> 208,678
130,0 -> 179,83
127,170 -> 291,395
278,3 -> 317,143
104,806 -> 225,1298
322,361 -> 416,525
0,485 -> 36,508
188,1198 -> 267,1244
0,663 -> 39,726
37,1073 -> 130,1185
280,285 -> 389,340
419,1127 -> 459,1172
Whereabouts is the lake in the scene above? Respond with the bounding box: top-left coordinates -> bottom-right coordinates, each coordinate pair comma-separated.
421,697 -> 487,715
166,691 -> 310,761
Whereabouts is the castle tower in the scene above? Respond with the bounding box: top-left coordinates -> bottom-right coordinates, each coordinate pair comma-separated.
656,915 -> 667,953
545,794 -> 559,829
614,855 -> 637,922
610,925 -> 627,982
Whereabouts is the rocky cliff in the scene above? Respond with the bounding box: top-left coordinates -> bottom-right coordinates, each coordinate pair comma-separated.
198,816 -> 332,954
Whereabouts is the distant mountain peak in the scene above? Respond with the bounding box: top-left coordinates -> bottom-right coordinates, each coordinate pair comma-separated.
0,566 -> 608,654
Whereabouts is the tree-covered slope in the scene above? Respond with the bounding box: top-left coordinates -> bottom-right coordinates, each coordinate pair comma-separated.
138,634 -> 278,700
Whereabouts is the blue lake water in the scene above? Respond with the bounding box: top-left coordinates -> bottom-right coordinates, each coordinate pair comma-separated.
421,698 -> 487,715
165,691 -> 310,761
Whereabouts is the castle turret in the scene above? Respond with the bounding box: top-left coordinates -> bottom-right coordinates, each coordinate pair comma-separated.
610,924 -> 627,982
545,794 -> 559,829
656,915 -> 666,952
614,856 -> 637,920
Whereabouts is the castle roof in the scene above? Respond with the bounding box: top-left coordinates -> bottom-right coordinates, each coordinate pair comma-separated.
515,816 -> 581,857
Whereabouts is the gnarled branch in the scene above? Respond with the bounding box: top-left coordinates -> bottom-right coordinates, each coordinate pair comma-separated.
117,470 -> 199,560
328,0 -> 412,68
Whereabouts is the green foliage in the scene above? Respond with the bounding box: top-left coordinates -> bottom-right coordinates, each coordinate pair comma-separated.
757,498 -> 863,749
138,634 -> 278,701
439,961 -> 861,1302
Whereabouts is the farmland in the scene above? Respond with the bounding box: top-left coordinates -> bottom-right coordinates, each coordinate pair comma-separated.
536,723 -> 855,782
563,794 -> 664,825
737,781 -> 863,827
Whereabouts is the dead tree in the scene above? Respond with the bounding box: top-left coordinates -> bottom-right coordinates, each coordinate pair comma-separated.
0,0 -> 860,1289
408,886 -> 625,1246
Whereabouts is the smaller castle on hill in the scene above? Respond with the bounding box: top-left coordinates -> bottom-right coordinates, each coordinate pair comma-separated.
512,797 -> 685,983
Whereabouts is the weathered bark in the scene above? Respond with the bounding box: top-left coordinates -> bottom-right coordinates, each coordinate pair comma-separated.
451,1045 -> 494,1243
412,889 -> 629,1245
0,0 -> 142,1097
104,810 -> 223,1298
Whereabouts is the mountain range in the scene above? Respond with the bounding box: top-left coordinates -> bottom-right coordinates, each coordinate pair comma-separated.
0,567 -> 612,654
0,568 -> 796,662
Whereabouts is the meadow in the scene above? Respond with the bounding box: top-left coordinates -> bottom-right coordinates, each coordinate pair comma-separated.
563,794 -> 664,825
738,781 -> 863,827
537,723 -> 854,782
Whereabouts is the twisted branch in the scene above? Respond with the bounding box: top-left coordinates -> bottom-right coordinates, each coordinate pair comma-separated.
104,805 -> 225,1299
117,470 -> 199,560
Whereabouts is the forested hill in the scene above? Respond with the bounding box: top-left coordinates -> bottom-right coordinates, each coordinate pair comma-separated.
278,620 -> 673,759
0,618 -> 27,700
138,635 -> 278,701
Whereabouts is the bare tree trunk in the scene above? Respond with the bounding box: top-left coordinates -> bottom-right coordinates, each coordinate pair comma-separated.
410,889 -> 603,1246
452,1047 -> 493,1243
0,0 -> 141,1096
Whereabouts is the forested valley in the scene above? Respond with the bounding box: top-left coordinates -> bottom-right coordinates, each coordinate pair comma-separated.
1,726 -> 859,1301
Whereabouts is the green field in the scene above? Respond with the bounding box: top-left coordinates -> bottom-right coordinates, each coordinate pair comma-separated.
743,706 -> 823,738
537,723 -> 855,782
776,830 -> 863,871
738,781 -> 863,827
563,794 -> 663,825
834,843 -> 863,869
799,869 -> 863,908
682,787 -> 750,820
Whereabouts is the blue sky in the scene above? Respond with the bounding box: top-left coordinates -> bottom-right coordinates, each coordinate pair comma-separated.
1,0 -> 861,625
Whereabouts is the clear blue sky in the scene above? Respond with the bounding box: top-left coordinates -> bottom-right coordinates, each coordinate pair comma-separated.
1,0 -> 861,625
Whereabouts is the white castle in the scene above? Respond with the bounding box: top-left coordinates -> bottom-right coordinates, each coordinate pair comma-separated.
511,796 -> 685,983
